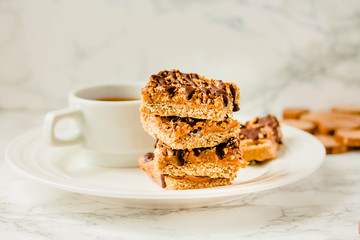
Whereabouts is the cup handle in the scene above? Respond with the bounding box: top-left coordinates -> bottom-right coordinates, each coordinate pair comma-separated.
43,107 -> 83,146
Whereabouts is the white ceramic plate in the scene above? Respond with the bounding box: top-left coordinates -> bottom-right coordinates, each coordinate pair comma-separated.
6,124 -> 325,209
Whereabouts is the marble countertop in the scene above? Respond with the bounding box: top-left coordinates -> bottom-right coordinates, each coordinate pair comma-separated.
0,109 -> 359,239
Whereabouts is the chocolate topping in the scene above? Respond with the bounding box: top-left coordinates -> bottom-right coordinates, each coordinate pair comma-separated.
233,104 -> 240,112
230,84 -> 236,100
258,115 -> 278,128
191,73 -> 199,79
210,83 -> 226,97
215,142 -> 227,159
273,128 -> 282,144
164,85 -> 176,95
239,126 -> 266,140
210,83 -> 228,106
164,138 -> 238,162
160,174 -> 166,188
200,87 -> 210,96
186,117 -> 201,127
193,149 -> 201,157
223,96 -> 228,106
151,70 -> 236,107
173,150 -> 185,166
161,115 -> 202,127
256,115 -> 281,143
154,139 -> 159,148
144,152 -> 154,162
184,86 -> 196,100
168,70 -> 177,79
230,85 -> 240,112
182,73 -> 196,86
215,137 -> 237,159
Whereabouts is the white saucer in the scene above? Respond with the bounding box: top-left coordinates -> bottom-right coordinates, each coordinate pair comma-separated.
6,124 -> 325,209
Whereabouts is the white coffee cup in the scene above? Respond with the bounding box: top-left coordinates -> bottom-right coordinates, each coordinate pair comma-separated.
43,83 -> 154,167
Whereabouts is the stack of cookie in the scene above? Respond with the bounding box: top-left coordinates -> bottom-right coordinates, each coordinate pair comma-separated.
282,105 -> 360,154
138,70 -> 247,190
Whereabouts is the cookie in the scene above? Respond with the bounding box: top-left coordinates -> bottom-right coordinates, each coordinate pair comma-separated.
335,129 -> 360,147
332,104 -> 360,115
314,134 -> 347,154
301,111 -> 360,135
283,108 -> 309,120
281,119 -> 316,133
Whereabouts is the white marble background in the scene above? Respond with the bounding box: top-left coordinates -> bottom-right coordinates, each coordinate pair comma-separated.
1,0 -> 360,116
1,1 -> 360,239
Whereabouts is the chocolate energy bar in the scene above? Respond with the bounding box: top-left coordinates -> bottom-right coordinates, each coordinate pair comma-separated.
140,69 -> 240,121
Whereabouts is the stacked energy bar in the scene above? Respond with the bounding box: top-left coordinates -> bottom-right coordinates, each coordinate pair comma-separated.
138,69 -> 247,190
238,115 -> 282,163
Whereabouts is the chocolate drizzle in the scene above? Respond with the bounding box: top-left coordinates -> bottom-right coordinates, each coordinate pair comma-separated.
193,149 -> 201,157
168,70 -> 177,79
160,174 -> 166,188
164,85 -> 176,95
257,115 -> 282,143
182,73 -> 196,86
154,139 -> 159,148
230,85 -> 240,112
173,150 -> 185,166
239,126 -> 266,140
215,137 -> 237,159
210,82 -> 228,106
191,73 -> 199,79
144,152 -> 154,162
184,86 -> 196,100
240,115 -> 282,143
169,138 -> 237,164
215,142 -> 227,159
233,104 -> 240,112
200,87 -> 210,96
162,115 -> 201,127
186,117 -> 201,127
152,70 -> 235,107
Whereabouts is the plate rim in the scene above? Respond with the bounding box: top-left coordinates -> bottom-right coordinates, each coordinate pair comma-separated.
5,125 -> 326,200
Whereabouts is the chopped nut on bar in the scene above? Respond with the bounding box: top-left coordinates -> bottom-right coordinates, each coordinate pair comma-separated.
138,154 -> 231,190
141,113 -> 240,149
139,69 -> 244,190
140,69 -> 240,121
239,115 -> 282,162
153,138 -> 246,179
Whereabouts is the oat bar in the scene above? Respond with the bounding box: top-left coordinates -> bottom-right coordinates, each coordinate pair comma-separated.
239,115 -> 282,162
141,113 -> 240,149
153,138 -> 246,179
138,153 -> 231,190
140,69 -> 240,121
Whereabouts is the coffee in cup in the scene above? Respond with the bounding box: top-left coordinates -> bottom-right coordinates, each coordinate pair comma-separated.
43,83 -> 153,167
